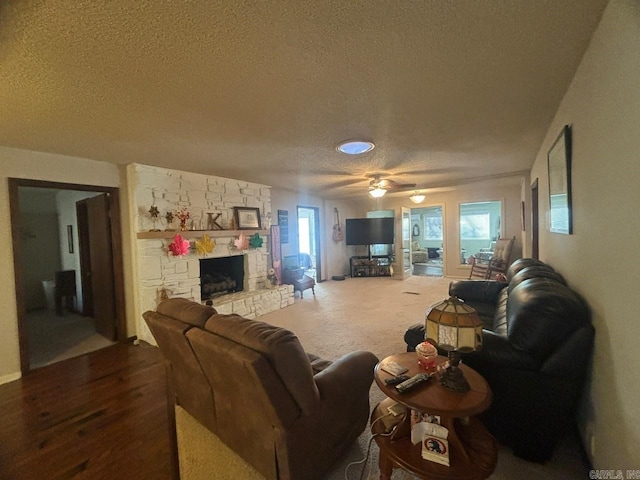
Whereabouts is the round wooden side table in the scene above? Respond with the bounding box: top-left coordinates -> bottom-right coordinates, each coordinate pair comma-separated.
371,353 -> 498,480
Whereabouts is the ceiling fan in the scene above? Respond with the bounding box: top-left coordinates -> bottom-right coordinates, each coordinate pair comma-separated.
368,174 -> 416,198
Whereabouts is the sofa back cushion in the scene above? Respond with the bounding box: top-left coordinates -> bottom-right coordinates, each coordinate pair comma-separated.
506,278 -> 590,361
492,287 -> 509,335
203,314 -> 320,415
142,310 -> 217,432
186,327 -> 300,479
157,297 -> 217,326
506,258 -> 548,281
508,265 -> 566,294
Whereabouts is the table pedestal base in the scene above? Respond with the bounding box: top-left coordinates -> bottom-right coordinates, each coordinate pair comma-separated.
371,402 -> 497,480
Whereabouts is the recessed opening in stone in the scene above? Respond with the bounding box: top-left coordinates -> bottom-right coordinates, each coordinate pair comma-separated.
200,255 -> 244,300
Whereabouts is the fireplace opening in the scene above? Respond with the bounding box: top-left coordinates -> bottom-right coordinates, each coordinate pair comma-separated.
200,256 -> 244,300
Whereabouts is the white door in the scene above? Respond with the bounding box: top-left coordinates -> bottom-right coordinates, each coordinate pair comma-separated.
393,207 -> 413,279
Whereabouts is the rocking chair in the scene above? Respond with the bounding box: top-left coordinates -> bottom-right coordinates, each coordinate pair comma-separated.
469,236 -> 515,280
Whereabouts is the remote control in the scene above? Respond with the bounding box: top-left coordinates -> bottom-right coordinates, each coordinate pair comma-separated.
395,373 -> 432,393
384,374 -> 410,385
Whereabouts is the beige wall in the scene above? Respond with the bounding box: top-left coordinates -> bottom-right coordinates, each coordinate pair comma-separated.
270,188 -> 366,280
529,0 -> 640,467
379,180 -> 524,278
0,147 -> 123,382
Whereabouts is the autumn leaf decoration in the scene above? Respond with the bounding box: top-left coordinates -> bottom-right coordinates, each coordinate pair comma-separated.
168,234 -> 190,257
234,233 -> 249,251
196,234 -> 215,256
249,232 -> 263,248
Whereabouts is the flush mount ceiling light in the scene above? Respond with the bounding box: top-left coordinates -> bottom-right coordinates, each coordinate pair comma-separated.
410,191 -> 426,204
336,140 -> 375,155
369,186 -> 386,198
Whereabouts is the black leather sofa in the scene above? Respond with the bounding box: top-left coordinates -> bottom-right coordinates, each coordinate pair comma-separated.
404,258 -> 594,462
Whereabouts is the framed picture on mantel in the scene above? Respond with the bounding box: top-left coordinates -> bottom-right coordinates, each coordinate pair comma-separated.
234,207 -> 261,230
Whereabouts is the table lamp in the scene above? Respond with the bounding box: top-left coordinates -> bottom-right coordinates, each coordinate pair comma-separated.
425,296 -> 483,393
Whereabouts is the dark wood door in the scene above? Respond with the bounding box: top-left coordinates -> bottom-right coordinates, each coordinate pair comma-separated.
87,194 -> 117,341
76,201 -> 94,316
531,179 -> 539,259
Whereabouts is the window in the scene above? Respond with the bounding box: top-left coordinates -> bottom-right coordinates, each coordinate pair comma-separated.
460,213 -> 490,240
424,216 -> 443,240
459,201 -> 502,264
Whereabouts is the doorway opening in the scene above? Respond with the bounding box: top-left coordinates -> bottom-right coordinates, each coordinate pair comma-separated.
410,206 -> 444,277
9,179 -> 126,373
296,206 -> 321,281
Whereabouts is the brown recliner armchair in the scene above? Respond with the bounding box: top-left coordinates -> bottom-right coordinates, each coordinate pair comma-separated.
144,298 -> 378,480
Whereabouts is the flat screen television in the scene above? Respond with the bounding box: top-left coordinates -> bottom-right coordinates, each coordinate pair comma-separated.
345,217 -> 395,245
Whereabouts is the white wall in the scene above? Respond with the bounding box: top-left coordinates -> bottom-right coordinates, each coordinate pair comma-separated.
529,0 -> 640,467
0,147 -> 123,383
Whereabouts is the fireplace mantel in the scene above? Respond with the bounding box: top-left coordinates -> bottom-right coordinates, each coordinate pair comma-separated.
136,229 -> 270,239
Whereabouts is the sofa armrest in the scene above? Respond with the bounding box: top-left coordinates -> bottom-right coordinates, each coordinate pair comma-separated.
313,351 -> 378,403
449,280 -> 507,304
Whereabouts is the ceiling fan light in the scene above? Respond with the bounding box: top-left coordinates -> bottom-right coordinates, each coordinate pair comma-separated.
369,187 -> 386,198
410,192 -> 426,204
336,140 -> 375,155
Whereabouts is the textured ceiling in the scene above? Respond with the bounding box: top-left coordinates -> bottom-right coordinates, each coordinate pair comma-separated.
0,0 -> 608,199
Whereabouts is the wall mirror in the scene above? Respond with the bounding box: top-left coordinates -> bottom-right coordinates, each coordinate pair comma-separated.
547,125 -> 573,234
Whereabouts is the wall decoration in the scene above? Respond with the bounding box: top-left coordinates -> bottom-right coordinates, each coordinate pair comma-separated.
165,211 -> 175,231
277,209 -> 289,243
234,232 -> 249,250
412,224 -> 420,237
270,225 -> 282,284
67,225 -> 74,253
266,268 -> 278,288
148,206 -> 161,231
234,207 -> 261,230
175,207 -> 190,231
547,125 -> 573,234
206,212 -> 223,230
249,232 -> 263,248
168,234 -> 190,257
195,234 -> 215,256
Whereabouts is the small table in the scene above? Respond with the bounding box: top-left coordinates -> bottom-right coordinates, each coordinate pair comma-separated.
281,268 -> 315,298
293,274 -> 315,298
371,353 -> 497,480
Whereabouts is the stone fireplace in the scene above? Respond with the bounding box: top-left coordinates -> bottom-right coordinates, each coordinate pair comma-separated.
132,163 -> 294,345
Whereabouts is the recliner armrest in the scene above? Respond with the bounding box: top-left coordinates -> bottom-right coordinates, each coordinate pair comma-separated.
449,280 -> 507,304
313,351 -> 378,403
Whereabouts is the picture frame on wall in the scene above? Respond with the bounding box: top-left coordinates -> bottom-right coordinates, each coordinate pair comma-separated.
233,207 -> 262,230
547,124 -> 573,234
67,225 -> 74,253
277,209 -> 289,243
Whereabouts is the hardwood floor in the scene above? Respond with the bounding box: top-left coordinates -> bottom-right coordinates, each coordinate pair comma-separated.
0,343 -> 176,480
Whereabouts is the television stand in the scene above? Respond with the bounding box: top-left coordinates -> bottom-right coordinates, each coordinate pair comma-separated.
350,255 -> 392,278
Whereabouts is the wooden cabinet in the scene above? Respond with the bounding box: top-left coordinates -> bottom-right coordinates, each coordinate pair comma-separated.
350,256 -> 392,277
